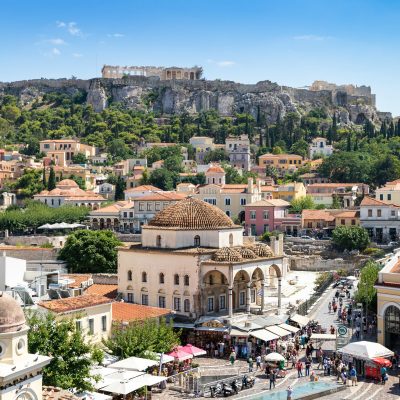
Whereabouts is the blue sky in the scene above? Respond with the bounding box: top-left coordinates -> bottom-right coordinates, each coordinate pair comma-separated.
1,0 -> 400,115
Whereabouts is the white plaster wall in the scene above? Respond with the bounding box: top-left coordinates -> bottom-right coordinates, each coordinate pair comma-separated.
0,255 -> 26,291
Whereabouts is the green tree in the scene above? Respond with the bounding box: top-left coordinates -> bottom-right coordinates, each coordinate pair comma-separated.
332,226 -> 370,251
42,167 -> 47,187
26,311 -> 103,391
354,261 -> 380,313
103,319 -> 180,359
203,148 -> 229,164
265,165 -> 279,182
48,166 -> 56,190
290,196 -> 316,213
71,153 -> 87,164
115,175 -> 126,200
148,168 -> 175,191
69,174 -> 86,190
58,230 -> 121,273
290,139 -> 308,159
372,155 -> 400,187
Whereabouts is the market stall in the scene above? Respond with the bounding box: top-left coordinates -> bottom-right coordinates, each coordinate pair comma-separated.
365,357 -> 392,381
290,314 -> 310,328
108,356 -> 159,372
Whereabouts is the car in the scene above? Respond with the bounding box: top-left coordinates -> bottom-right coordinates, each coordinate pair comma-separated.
300,235 -> 315,240
388,241 -> 399,247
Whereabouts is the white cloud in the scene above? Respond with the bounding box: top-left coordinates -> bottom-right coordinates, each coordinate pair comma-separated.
107,33 -> 125,38
52,48 -> 61,56
56,21 -> 82,36
207,59 -> 236,68
47,38 -> 67,45
293,34 -> 331,41
72,53 -> 83,58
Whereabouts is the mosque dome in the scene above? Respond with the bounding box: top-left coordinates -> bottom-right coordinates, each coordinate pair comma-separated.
0,292 -> 26,333
238,247 -> 258,259
148,197 -> 237,230
212,247 -> 243,262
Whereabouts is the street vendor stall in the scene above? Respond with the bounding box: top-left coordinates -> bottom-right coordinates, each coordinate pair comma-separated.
290,314 -> 310,328
365,357 -> 392,381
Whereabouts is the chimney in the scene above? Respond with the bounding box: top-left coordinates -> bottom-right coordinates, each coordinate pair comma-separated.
247,177 -> 254,194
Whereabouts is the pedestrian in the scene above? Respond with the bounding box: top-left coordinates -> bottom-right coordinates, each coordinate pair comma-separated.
328,302 -> 332,313
341,369 -> 347,385
291,354 -> 296,369
248,356 -> 253,372
355,325 -> 360,339
323,357 -> 328,376
327,358 -> 332,376
381,366 -> 387,385
229,350 -> 236,365
330,325 -> 335,335
269,370 -> 276,389
305,358 -> 311,376
350,366 -> 357,386
317,348 -> 323,369
256,354 -> 262,370
210,342 -> 215,358
287,385 -> 293,400
296,360 -> 303,378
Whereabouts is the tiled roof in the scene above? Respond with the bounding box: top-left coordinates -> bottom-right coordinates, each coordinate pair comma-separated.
148,197 -> 238,230
302,209 -> 335,222
135,192 -> 187,201
39,294 -> 112,313
206,165 -> 225,173
91,201 -> 129,214
259,153 -> 303,159
307,183 -> 362,188
61,274 -> 92,288
247,199 -> 290,207
112,302 -> 171,322
335,210 -> 360,218
124,185 -> 161,193
261,186 -> 276,192
86,284 -> 118,299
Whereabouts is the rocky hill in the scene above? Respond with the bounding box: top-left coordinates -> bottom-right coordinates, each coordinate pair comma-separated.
0,76 -> 391,125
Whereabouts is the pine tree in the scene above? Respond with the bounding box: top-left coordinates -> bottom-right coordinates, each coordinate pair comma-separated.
115,176 -> 126,201
47,167 -> 56,190
388,121 -> 395,138
42,167 -> 47,188
332,112 -> 338,142
397,119 -> 400,136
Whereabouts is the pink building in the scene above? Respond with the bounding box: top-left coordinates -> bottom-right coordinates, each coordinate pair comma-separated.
244,199 -> 301,236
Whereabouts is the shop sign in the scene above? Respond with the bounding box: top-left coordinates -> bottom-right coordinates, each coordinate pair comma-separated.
338,325 -> 348,336
201,320 -> 225,328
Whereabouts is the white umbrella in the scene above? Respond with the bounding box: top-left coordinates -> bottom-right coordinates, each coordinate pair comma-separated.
108,356 -> 158,371
264,352 -> 286,362
347,276 -> 357,281
338,341 -> 394,360
38,224 -> 52,230
101,374 -> 167,395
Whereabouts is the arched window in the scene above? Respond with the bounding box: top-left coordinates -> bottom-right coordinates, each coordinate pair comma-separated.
184,275 -> 190,286
156,235 -> 162,247
194,235 -> 201,247
209,275 -> 214,285
127,270 -> 132,281
385,305 -> 400,347
184,299 -> 190,313
142,272 -> 147,283
229,233 -> 233,246
174,274 -> 180,285
159,273 -> 165,284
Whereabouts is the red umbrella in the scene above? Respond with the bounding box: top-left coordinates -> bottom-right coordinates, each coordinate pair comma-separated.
373,357 -> 392,367
167,348 -> 193,361
178,344 -> 207,357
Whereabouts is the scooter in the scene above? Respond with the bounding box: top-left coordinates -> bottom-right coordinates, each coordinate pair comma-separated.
210,383 -> 222,398
231,380 -> 239,394
241,375 -> 255,389
222,383 -> 235,397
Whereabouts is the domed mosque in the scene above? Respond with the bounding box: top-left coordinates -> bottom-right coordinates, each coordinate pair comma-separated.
0,292 -> 51,400
118,197 -> 286,322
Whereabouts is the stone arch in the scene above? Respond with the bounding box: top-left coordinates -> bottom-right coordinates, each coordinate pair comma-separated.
268,264 -> 282,288
238,210 -> 245,223
384,304 -> 400,350
126,285 -> 133,290
203,270 -> 229,286
233,270 -> 251,309
202,270 -> 229,314
251,267 -> 265,306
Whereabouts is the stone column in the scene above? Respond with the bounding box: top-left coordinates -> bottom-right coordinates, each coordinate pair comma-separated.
228,286 -> 233,318
260,281 -> 267,313
277,277 -> 282,310
246,283 -> 251,314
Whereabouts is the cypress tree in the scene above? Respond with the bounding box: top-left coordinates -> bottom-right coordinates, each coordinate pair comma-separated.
388,121 -> 395,138
346,134 -> 352,152
397,119 -> 400,136
115,176 -> 126,201
42,167 -> 47,188
380,121 -> 387,137
332,112 -> 338,142
48,167 -> 56,190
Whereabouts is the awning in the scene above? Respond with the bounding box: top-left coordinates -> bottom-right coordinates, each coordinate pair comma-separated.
290,314 -> 310,327
229,329 -> 249,337
143,351 -> 175,364
310,333 -> 336,341
108,356 -> 158,371
279,323 -> 300,334
101,373 -> 167,395
265,325 -> 291,338
250,329 -> 279,342
338,341 -> 394,360
194,327 -> 228,332
172,323 -> 195,329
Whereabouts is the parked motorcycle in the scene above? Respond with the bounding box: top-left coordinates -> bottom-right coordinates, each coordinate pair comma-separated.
222,383 -> 235,397
241,375 -> 255,389
231,380 -> 239,394
210,383 -> 222,398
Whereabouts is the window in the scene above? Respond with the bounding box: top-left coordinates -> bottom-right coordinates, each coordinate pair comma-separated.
377,209 -> 382,217
205,198 -> 217,205
184,275 -> 190,286
101,316 -> 107,332
341,219 -> 345,225
207,297 -> 214,312
219,294 -> 226,310
240,198 -> 246,206
127,293 -> 133,303
155,202 -> 161,211
174,274 -> 180,285
229,233 -> 233,246
159,273 -> 165,284
142,272 -> 147,283
251,224 -> 256,235
147,203 -> 152,211
251,289 -> 256,303
88,318 -> 94,335
380,194 -> 384,200
194,235 -> 201,247
159,296 -> 166,308
141,294 -> 149,305
226,210 -> 231,217
351,219 -> 356,225
250,211 -> 256,220
368,209 -> 372,217
263,211 -> 269,220
388,194 -> 392,201
156,235 -> 162,247
174,297 -> 181,311
225,198 -> 231,206
392,210 -> 396,217
184,299 -> 190,312
139,202 -> 144,211
76,320 -> 82,331
127,270 -> 132,281
239,291 -> 245,306
263,224 -> 269,233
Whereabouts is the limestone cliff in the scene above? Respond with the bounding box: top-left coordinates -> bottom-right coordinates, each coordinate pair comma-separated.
0,76 -> 390,124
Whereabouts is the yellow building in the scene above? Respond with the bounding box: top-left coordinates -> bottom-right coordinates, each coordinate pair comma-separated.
375,179 -> 400,206
44,165 -> 96,190
272,182 -> 306,202
334,210 -> 360,227
258,153 -> 303,173
375,253 -> 400,352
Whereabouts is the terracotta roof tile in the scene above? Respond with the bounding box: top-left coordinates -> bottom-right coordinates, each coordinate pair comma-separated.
43,386 -> 79,399
124,185 -> 161,193
61,274 -> 92,288
335,211 -> 360,218
360,196 -> 397,207
302,209 -> 335,222
39,294 -> 112,313
112,302 -> 171,322
134,193 -> 187,201
86,284 -> 118,299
